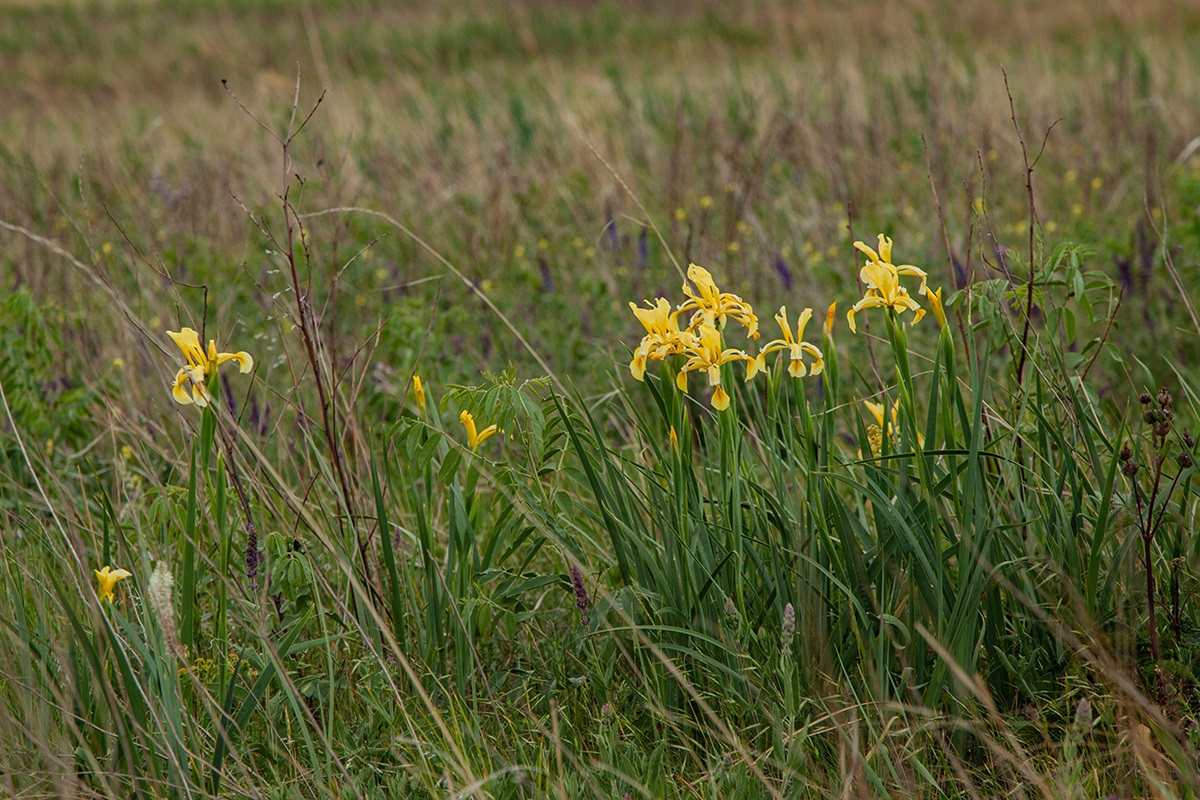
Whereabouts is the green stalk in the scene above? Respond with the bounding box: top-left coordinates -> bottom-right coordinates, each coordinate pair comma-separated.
180,441 -> 199,654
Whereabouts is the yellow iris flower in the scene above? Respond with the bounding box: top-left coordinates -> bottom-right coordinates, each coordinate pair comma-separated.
751,306 -> 825,379
629,298 -> 692,381
168,327 -> 253,407
846,235 -> 929,333
863,398 -> 924,456
676,323 -> 749,411
460,410 -> 499,449
677,264 -> 760,339
95,565 -> 132,603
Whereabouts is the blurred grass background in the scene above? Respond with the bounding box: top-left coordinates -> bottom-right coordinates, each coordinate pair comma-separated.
4,0 -> 1200,401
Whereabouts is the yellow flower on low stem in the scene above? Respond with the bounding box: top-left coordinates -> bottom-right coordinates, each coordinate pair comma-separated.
752,306 -> 825,379
167,327 -> 254,407
863,398 -> 924,456
460,410 -> 499,449
846,235 -> 929,333
676,323 -> 749,411
95,565 -> 132,603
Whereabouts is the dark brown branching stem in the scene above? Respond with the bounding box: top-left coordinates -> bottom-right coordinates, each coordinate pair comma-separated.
1124,388 -> 1186,664
282,191 -> 369,583
224,79 -> 372,588
1002,69 -> 1059,385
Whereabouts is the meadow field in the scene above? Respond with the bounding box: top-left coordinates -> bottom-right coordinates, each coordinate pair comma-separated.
3,0 -> 1200,796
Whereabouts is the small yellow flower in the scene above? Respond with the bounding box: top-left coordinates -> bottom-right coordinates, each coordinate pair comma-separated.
726,242 -> 740,254
927,287 -> 947,329
678,264 -> 759,338
460,410 -> 499,450
95,565 -> 132,603
1065,169 -> 1078,183
824,302 -> 837,338
752,307 -> 825,379
629,298 -> 691,381
846,235 -> 928,334
700,195 -> 713,209
167,328 -> 253,408
112,357 -> 125,369
413,375 -> 426,412
676,324 -> 749,411
674,208 -> 687,222
863,399 -> 923,455
1091,176 -> 1103,190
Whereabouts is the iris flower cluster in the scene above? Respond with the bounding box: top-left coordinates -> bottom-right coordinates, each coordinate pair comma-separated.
629,264 -> 824,411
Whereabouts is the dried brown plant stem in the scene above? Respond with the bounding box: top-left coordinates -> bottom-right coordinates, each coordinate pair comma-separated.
1002,68 -> 1058,385
223,79 -> 372,591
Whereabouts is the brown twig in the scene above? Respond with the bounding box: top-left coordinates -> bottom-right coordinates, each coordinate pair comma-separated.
1002,68 -> 1058,385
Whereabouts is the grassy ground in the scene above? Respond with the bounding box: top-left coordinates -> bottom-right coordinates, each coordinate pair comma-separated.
3,0 -> 1200,797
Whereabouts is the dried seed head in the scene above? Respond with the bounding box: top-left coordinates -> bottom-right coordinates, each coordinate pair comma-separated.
1177,452 -> 1194,469
569,563 -> 591,626
1120,443 -> 1133,462
148,562 -> 180,658
1122,460 -> 1140,479
245,522 -> 260,590
1157,387 -> 1172,410
1140,392 -> 1153,406
1184,429 -> 1195,449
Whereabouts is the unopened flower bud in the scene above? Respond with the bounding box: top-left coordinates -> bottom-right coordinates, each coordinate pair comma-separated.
724,595 -> 740,630
781,602 -> 796,653
1073,697 -> 1092,731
